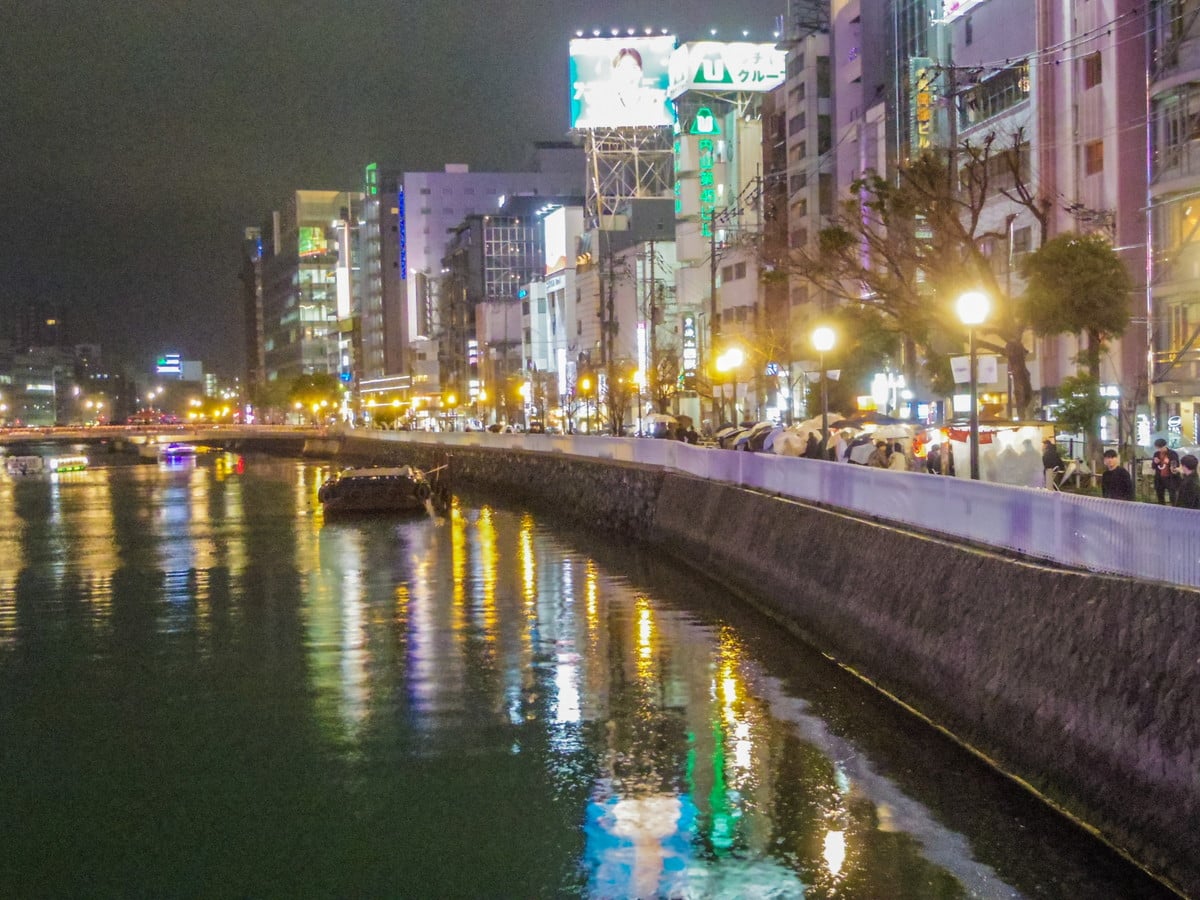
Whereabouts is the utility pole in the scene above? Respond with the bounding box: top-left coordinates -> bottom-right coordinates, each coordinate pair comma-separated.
598,230 -> 609,367
605,235 -> 617,432
1005,213 -> 1017,420
946,63 -> 958,198
648,239 -> 658,410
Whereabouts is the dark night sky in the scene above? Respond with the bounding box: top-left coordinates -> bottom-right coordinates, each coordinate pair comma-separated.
1,1 -> 784,377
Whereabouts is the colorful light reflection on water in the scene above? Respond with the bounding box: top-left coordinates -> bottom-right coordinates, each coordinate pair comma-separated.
0,457 -> 1177,898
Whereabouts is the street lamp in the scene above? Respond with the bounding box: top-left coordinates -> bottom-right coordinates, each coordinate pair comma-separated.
956,291 -> 990,480
579,376 -> 592,434
812,326 -> 836,458
715,347 -> 743,425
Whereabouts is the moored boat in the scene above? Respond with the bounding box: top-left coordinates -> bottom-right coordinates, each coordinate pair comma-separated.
318,463 -> 450,515
49,455 -> 89,473
160,443 -> 197,462
5,455 -> 45,475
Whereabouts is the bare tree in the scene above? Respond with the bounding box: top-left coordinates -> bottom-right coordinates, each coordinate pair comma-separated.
784,129 -> 1049,417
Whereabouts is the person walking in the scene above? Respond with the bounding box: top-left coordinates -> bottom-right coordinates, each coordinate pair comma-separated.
925,443 -> 942,475
887,441 -> 909,471
1153,438 -> 1181,504
866,439 -> 890,468
1100,449 -> 1134,500
803,431 -> 822,459
1175,454 -> 1200,509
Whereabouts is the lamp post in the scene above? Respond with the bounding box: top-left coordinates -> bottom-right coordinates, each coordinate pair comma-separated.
812,326 -> 836,458
956,291 -> 990,481
579,376 -> 592,434
714,348 -> 743,426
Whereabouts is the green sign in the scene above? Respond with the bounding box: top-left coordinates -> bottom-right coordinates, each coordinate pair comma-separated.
689,107 -> 720,135
298,226 -> 325,257
699,137 -> 716,237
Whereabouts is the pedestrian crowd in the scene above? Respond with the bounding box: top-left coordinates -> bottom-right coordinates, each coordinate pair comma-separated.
1152,437 -> 1200,508
786,427 -> 1198,508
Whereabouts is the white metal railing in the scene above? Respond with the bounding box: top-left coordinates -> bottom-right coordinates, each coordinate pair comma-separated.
351,429 -> 1200,589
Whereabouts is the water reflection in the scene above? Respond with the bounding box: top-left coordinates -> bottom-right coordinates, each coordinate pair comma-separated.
0,459 -> 1176,898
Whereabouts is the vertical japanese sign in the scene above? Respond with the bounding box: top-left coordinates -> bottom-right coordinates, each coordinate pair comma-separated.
697,136 -> 717,238
910,58 -> 936,155
682,314 -> 698,380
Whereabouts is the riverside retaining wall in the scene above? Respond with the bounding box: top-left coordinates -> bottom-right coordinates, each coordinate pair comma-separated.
320,437 -> 1200,895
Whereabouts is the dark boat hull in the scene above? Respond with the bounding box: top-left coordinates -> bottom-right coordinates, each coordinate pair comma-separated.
317,465 -> 446,516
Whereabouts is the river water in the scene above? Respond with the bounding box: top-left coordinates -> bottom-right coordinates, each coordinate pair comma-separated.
0,452 -> 1178,898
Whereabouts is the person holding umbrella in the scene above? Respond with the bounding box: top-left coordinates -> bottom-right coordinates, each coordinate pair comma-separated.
1042,439 -> 1065,489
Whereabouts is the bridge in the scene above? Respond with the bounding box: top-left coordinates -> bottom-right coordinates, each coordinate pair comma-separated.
0,424 -> 323,447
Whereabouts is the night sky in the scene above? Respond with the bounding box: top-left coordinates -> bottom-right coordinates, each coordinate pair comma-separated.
1,1 -> 784,378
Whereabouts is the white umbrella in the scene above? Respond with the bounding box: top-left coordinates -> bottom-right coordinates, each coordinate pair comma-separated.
793,414 -> 845,436
645,413 -> 677,424
873,423 -> 915,440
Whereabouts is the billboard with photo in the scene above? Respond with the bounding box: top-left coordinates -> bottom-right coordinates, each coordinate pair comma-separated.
668,42 -> 787,99
544,207 -> 569,275
570,35 -> 677,129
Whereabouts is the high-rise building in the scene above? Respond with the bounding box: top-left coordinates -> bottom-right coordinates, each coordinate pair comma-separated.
439,194 -> 580,421
357,146 -> 584,396
258,190 -> 362,389
238,227 -> 265,396
1148,0 -> 1200,440
670,38 -> 788,422
1037,0 -> 1146,432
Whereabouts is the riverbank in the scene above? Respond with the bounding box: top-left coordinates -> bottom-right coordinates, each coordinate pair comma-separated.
314,435 -> 1198,897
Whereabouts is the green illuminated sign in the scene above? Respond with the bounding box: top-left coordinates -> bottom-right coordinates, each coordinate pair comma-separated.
298,226 -> 325,256
699,137 -> 716,237
689,107 -> 720,135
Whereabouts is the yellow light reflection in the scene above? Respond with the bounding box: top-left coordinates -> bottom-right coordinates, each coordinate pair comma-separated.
635,595 -> 657,683
519,513 -> 536,606
824,830 -> 846,877
585,559 -> 599,633
476,506 -> 497,638
451,501 -> 467,622
637,604 -> 653,659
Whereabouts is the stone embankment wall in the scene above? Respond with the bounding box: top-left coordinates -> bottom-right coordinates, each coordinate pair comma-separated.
320,437 -> 1199,896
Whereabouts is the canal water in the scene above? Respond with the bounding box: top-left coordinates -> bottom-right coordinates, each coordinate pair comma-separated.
0,452 -> 1178,898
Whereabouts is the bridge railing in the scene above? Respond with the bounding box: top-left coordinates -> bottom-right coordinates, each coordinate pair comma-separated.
362,429 -> 1200,589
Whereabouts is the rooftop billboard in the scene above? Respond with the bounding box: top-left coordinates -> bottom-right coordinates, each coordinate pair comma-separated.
668,42 -> 787,99
942,0 -> 986,22
569,35 -> 677,129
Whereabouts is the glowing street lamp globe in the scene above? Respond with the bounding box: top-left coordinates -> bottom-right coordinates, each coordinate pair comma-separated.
812,325 -> 836,353
956,291 -> 990,480
956,291 -> 989,327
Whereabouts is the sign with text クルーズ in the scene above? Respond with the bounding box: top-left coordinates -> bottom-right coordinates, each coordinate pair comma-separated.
667,42 -> 786,99
569,36 -> 676,130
